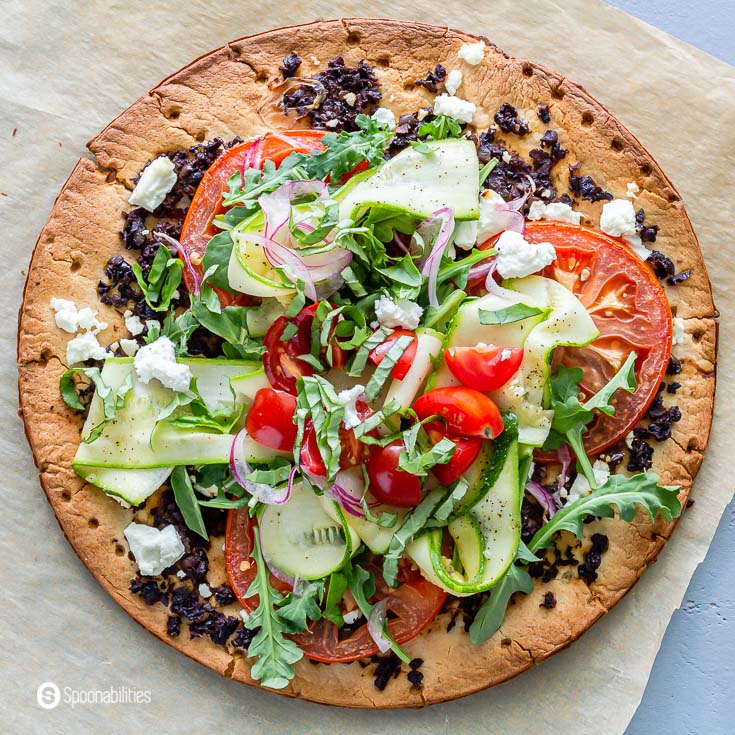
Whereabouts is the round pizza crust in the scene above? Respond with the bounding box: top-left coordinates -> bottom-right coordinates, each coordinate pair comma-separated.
17,18 -> 717,708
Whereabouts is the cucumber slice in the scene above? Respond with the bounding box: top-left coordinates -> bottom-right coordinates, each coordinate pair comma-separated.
74,465 -> 173,506
260,481 -> 360,580
245,298 -> 287,337
72,358 -> 279,470
337,139 -> 480,222
230,368 -> 270,403
385,328 -> 443,410
407,435 -> 521,596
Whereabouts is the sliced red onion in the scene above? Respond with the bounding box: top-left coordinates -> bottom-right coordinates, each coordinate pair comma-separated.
557,443 -> 573,492
260,180 -> 329,239
326,468 -> 366,518
241,138 -> 263,181
493,205 -> 525,234
484,261 -> 521,300
525,481 -> 558,521
154,232 -> 201,295
419,208 -> 455,307
229,429 -> 292,505
467,258 -> 496,283
367,600 -> 391,653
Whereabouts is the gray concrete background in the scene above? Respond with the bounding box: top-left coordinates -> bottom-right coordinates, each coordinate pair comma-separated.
603,3 -> 735,732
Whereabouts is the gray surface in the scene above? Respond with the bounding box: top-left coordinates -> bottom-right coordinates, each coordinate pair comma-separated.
604,3 -> 735,733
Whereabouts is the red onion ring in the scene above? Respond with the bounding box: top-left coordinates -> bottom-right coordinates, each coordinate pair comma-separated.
419,208 -> 455,307
240,138 -> 263,182
525,481 -> 558,521
493,205 -> 525,234
557,443 -> 573,492
154,232 -> 201,296
366,600 -> 391,653
229,429 -> 292,505
326,468 -> 365,518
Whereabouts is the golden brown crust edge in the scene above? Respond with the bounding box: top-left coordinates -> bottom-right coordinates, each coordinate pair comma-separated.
18,18 -> 717,708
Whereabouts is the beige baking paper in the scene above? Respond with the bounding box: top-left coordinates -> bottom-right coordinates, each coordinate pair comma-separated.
1,1 -> 733,732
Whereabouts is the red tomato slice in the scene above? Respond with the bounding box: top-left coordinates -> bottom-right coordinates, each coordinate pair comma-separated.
424,422 -> 483,485
225,510 -> 447,663
300,420 -> 326,476
368,329 -> 418,380
245,388 -> 297,451
413,387 -> 504,439
178,130 -> 326,303
522,222 -> 673,458
365,441 -> 422,507
444,345 -> 524,392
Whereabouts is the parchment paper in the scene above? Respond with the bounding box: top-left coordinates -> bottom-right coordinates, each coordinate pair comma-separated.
2,1 -> 733,733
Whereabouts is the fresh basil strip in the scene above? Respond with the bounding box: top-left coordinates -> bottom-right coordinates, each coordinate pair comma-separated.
364,334 -> 413,401
479,303 -> 545,325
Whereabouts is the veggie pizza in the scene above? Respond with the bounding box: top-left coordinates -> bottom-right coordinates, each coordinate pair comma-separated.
17,19 -> 717,707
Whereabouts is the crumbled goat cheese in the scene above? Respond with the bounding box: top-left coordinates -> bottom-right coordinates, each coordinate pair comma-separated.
458,41 -> 485,65
625,431 -> 636,449
343,92 -> 357,106
374,295 -> 423,331
239,609 -> 250,623
120,338 -> 140,357
124,523 -> 185,577
134,336 -> 192,392
51,298 -> 106,334
417,108 -> 429,121
565,461 -> 611,505
124,310 -> 145,336
626,182 -> 640,199
600,199 -> 649,259
198,583 -> 213,599
494,231 -> 557,279
176,570 -> 186,579
128,156 -> 178,212
432,94 -> 476,124
371,107 -> 396,130
501,151 -> 512,164
527,200 -> 582,225
445,69 -> 463,95
672,317 -> 686,347
337,384 -> 366,430
66,331 -> 109,364
453,220 -> 479,250
500,348 -> 513,361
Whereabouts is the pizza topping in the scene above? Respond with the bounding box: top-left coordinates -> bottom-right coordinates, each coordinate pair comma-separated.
457,41 -> 485,65
414,64 -> 447,93
568,162 -> 613,202
494,230 -> 557,278
494,103 -> 530,137
537,102 -> 551,123
279,51 -> 302,79
371,107 -> 396,130
124,523 -> 185,576
599,198 -> 649,259
526,199 -> 582,225
432,94 -> 476,124
445,69 -> 462,96
129,156 -> 178,212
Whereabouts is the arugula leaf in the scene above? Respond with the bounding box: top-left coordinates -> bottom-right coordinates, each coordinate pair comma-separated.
170,466 -> 208,539
468,562 -> 534,644
60,368 -> 133,443
323,571 -> 349,628
478,158 -> 499,186
375,254 -> 424,301
529,472 -> 681,553
147,308 -> 200,355
364,334 -> 413,400
479,303 -> 546,325
422,288 -> 467,331
418,115 -> 462,140
244,529 -> 304,689
279,579 -> 324,634
382,487 -> 445,587
545,352 -> 637,488
132,244 -> 183,312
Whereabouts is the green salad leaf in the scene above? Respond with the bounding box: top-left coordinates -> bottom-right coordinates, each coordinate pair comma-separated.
279,579 -> 325,634
479,303 -> 546,325
132,244 -> 183,312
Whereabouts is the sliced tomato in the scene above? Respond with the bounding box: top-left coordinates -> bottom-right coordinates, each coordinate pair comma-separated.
368,329 -> 418,380
178,130 -> 326,303
522,222 -> 672,457
244,388 -> 297,451
300,420 -> 326,476
225,510 -> 447,663
424,422 -> 483,485
365,441 -> 422,507
444,344 -> 524,392
413,387 -> 504,439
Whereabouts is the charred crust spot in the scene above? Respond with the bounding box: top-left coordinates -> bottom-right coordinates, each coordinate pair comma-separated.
194,130 -> 206,143
640,162 -> 653,176
346,31 -> 361,47
521,63 -> 534,77
501,638 -> 512,647
611,137 -> 624,152
70,257 -> 83,273
255,69 -> 269,83
87,518 -> 99,529
551,85 -> 565,100
60,490 -> 72,502
581,111 -> 595,127
692,328 -> 704,343
39,348 -> 52,366
376,56 -> 391,68
164,107 -> 181,121
114,543 -> 126,556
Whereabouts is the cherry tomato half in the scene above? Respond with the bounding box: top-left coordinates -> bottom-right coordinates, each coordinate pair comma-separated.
365,441 -> 422,508
368,329 -> 418,381
424,422 -> 483,485
444,344 -> 524,392
225,510 -> 447,663
413,387 -> 504,439
244,388 -> 297,451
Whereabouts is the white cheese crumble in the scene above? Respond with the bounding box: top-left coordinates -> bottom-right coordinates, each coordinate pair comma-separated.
124,523 -> 185,577
239,609 -> 250,623
343,92 -> 357,106
600,199 -> 649,260
453,220 -> 478,250
198,583 -> 213,599
526,200 -> 582,225
626,182 -> 640,199
66,331 -> 109,364
565,461 -> 611,505
336,384 -> 366,430
672,317 -> 686,347
50,297 -> 107,334
371,107 -> 396,130
124,310 -> 145,336
432,94 -> 476,124
625,431 -> 636,449
500,348 -> 513,361
445,69 -> 463,95
120,338 -> 140,357
494,231 -> 557,279
134,336 -> 192,392
458,41 -> 485,65
374,295 -> 423,331
128,156 -> 177,212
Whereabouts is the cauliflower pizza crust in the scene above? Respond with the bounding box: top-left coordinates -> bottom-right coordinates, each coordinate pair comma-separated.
17,18 -> 717,707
